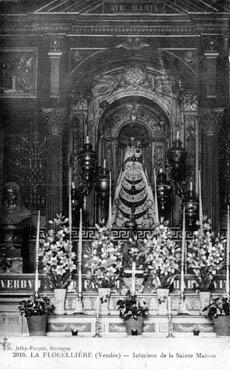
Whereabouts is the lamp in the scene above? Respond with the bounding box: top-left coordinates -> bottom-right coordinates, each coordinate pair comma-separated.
167,136 -> 187,182
156,169 -> 172,219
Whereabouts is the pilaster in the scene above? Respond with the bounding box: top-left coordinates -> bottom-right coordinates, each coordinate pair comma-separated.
48,40 -> 63,98
42,107 -> 66,220
199,108 -> 224,231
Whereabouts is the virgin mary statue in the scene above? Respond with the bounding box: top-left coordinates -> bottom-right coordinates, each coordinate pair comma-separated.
112,139 -> 156,228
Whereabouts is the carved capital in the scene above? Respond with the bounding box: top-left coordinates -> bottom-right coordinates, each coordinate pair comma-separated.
199,108 -> 224,136
42,108 -> 66,135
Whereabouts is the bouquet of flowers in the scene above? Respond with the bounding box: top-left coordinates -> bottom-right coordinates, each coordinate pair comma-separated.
117,290 -> 149,321
202,295 -> 230,319
40,214 -> 76,289
85,225 -> 123,288
187,217 -> 225,291
138,223 -> 181,289
18,294 -> 54,317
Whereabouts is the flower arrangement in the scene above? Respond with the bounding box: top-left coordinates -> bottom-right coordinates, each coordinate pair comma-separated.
40,214 -> 76,289
138,223 -> 181,289
202,295 -> 230,319
117,290 -> 149,321
18,294 -> 54,318
85,225 -> 123,288
187,217 -> 225,291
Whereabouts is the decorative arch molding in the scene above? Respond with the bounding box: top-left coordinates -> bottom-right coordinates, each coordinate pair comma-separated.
88,84 -> 180,148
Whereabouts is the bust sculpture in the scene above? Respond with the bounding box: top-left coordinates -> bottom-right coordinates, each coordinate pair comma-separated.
0,181 -> 30,225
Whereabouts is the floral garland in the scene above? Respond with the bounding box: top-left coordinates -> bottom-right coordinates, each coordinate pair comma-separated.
187,217 -> 225,291
138,223 -> 181,289
40,214 -> 76,289
85,225 -> 123,288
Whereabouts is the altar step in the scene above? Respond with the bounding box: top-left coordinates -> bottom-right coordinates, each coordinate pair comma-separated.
40,314 -> 216,338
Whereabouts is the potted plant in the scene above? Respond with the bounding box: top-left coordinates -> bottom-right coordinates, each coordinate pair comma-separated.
202,295 -> 230,336
138,222 -> 181,314
18,294 -> 54,336
85,225 -> 123,314
187,217 -> 225,311
117,290 -> 149,335
40,214 -> 76,314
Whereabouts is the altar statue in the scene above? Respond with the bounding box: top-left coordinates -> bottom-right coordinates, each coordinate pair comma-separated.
0,181 -> 30,225
112,138 -> 156,228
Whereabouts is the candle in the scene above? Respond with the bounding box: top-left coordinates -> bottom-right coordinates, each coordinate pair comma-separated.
154,169 -> 159,224
131,261 -> 136,295
189,180 -> 193,192
198,170 -> 203,231
78,209 -> 83,294
35,210 -> 40,294
168,295 -> 171,315
176,130 -> 179,140
68,169 -> 72,243
181,207 -> 186,294
107,170 -> 112,228
85,135 -> 90,144
103,159 -> 106,169
226,205 -> 230,296
96,296 -> 100,318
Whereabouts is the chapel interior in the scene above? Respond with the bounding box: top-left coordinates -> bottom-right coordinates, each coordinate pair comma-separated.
0,0 -> 230,337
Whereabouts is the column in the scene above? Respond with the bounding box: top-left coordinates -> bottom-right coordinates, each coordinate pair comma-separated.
200,108 -> 224,231
42,108 -> 66,220
48,40 -> 62,98
0,117 -> 4,186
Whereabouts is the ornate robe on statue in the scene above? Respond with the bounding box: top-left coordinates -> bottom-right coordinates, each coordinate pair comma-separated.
112,145 -> 155,228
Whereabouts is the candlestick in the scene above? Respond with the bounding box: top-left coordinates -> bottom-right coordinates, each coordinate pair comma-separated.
35,210 -> 40,294
181,207 -> 186,295
176,130 -> 179,140
68,168 -> 72,243
103,159 -> 106,169
226,205 -> 230,296
154,169 -> 159,224
198,170 -> 203,231
85,135 -> 90,144
107,170 -> 112,228
78,209 -> 83,294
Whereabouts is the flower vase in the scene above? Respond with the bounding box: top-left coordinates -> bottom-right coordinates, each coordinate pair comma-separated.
199,291 -> 211,315
27,315 -> 47,336
53,288 -> 66,315
125,317 -> 144,335
213,316 -> 230,336
98,288 -> 111,315
157,288 -> 169,315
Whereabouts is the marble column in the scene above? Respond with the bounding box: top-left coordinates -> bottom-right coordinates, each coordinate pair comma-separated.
42,108 -> 66,220
199,108 -> 224,231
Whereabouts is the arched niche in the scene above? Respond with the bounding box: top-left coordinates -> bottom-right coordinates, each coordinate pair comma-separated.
97,96 -> 170,185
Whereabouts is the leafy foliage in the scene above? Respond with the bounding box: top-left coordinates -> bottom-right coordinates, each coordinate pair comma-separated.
117,290 -> 149,321
18,294 -> 54,318
203,296 -> 230,319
